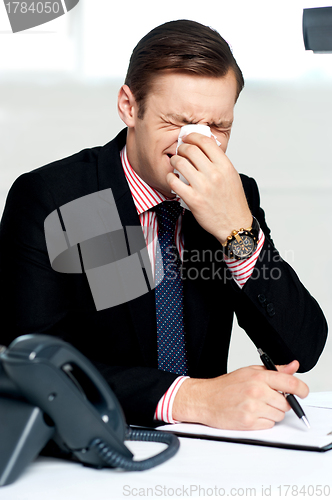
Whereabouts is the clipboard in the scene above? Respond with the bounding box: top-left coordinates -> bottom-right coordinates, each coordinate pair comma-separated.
156,405 -> 332,452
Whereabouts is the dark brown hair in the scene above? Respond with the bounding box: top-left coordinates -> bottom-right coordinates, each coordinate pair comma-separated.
125,20 -> 244,118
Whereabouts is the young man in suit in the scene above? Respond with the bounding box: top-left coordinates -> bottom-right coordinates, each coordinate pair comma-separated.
0,20 -> 327,430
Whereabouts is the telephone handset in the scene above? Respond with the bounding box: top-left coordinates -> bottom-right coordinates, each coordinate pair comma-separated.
0,334 -> 179,486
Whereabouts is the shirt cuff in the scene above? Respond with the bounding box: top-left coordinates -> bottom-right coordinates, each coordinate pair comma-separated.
154,376 -> 189,423
224,229 -> 265,289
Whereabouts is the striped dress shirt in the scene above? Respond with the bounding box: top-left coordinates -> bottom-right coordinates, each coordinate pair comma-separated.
120,145 -> 265,423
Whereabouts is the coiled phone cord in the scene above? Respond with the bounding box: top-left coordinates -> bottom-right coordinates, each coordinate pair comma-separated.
90,427 -> 179,471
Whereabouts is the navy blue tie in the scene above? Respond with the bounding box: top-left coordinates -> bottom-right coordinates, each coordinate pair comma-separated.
154,201 -> 188,375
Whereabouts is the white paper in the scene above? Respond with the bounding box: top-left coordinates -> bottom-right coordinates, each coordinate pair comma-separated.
157,405 -> 332,450
302,391 -> 332,409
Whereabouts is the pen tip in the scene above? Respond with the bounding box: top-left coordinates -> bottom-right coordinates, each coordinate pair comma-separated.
257,348 -> 263,356
302,416 -> 310,429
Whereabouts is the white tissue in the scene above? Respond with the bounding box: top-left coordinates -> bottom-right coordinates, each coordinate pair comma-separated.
175,124 -> 221,155
173,124 -> 221,210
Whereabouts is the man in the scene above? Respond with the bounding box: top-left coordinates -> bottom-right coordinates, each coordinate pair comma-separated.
0,20 -> 327,430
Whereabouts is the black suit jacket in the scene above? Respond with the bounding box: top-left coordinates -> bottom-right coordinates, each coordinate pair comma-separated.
0,128 -> 327,424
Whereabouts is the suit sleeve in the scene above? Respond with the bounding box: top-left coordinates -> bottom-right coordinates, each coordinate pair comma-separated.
0,172 -> 178,425
233,176 -> 327,372
0,172 -> 69,338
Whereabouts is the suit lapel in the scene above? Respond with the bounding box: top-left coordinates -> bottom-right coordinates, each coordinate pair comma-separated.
96,129 -> 158,367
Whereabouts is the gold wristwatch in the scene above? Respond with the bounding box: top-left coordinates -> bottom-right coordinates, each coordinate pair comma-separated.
222,217 -> 260,260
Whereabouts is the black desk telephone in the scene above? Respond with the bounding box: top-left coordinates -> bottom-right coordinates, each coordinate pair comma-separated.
0,334 -> 179,486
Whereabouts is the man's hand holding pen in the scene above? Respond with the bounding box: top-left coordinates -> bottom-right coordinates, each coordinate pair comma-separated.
258,349 -> 310,428
172,361 -> 309,431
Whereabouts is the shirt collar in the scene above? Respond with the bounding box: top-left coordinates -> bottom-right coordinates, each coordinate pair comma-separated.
120,145 -> 181,215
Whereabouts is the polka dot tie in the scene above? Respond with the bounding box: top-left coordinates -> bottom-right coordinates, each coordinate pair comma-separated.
154,201 -> 188,375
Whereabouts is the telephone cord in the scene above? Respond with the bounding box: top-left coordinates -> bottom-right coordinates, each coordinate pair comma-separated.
90,428 -> 179,471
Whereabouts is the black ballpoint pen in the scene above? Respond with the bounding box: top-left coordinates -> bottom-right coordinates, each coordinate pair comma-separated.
257,348 -> 310,429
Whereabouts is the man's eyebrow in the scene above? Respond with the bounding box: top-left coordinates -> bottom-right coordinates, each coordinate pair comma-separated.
165,114 -> 233,128
211,120 -> 233,128
165,114 -> 195,125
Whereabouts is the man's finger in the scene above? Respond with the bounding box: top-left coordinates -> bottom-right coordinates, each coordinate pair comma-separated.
275,360 -> 300,375
266,370 -> 309,399
182,132 -> 226,164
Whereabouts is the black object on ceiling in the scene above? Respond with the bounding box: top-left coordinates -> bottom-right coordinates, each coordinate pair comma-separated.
303,6 -> 332,53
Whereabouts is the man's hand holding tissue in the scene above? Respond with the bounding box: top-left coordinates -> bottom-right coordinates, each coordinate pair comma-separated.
167,132 -> 253,244
165,129 -> 312,430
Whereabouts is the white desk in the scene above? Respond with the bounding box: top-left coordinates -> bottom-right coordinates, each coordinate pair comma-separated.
2,393 -> 332,500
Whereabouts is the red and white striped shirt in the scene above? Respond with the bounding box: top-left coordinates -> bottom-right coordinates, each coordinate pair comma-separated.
120,145 -> 265,422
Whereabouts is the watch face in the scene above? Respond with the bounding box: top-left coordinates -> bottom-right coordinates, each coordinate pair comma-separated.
229,234 -> 255,259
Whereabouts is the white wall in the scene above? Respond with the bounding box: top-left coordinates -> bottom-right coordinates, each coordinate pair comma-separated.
226,81 -> 332,391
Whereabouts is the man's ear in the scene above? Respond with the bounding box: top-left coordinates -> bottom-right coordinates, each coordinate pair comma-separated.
118,85 -> 137,127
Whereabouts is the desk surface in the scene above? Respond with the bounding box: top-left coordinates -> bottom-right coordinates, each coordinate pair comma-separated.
2,393 -> 332,500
